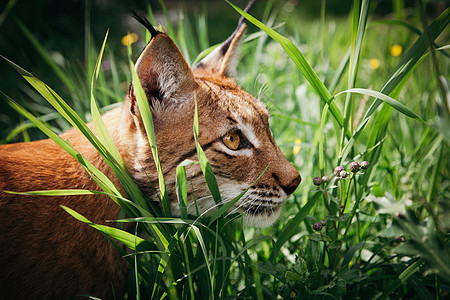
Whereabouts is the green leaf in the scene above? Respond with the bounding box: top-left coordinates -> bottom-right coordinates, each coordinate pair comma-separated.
4,97 -> 122,198
61,206 -> 153,251
272,191 -> 321,259
2,54 -> 152,216
176,165 -> 188,219
193,96 -> 222,204
342,242 -> 365,269
285,270 -> 301,283
308,233 -> 332,243
128,51 -> 169,216
362,8 -> 450,122
90,30 -> 126,169
324,214 -> 350,222
13,16 -> 75,93
340,8 -> 449,163
318,104 -> 329,173
327,240 -> 342,249
87,32 -> 152,213
336,88 -> 423,121
340,0 -> 370,153
375,259 -> 425,300
191,225 -> 213,295
4,189 -> 102,196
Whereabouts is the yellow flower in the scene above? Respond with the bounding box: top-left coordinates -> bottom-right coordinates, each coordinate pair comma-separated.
369,58 -> 380,69
293,138 -> 302,155
390,44 -> 402,56
121,33 -> 139,46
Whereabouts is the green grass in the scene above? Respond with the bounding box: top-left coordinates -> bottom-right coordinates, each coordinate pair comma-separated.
1,0 -> 449,299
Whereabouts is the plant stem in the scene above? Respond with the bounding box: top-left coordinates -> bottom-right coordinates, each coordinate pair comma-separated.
320,231 -> 332,269
341,175 -> 353,215
339,178 -> 344,214
353,176 -> 361,244
342,175 -> 362,241
321,187 -> 334,216
336,177 -> 352,241
321,187 -> 338,235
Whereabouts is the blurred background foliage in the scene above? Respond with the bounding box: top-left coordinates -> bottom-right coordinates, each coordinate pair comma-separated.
1,0 -> 447,142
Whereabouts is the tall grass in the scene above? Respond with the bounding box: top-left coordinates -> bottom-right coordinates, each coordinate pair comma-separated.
1,0 -> 449,299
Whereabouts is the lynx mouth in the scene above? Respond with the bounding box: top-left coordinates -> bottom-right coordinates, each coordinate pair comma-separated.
240,199 -> 282,215
237,197 -> 285,227
217,181 -> 287,227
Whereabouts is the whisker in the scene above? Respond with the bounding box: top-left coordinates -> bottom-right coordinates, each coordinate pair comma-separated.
193,197 -> 234,221
186,195 -> 213,209
183,199 -> 233,241
223,213 -> 244,228
257,79 -> 270,101
226,193 -> 256,217
243,196 -> 262,215
225,196 -> 248,217
248,198 -> 264,215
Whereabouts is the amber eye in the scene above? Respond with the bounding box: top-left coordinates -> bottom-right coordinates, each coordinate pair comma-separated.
222,132 -> 241,150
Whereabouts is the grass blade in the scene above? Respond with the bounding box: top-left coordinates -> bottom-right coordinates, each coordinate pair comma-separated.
340,0 -> 370,151
90,30 -> 126,168
128,48 -> 169,216
227,1 -> 350,138
375,259 -> 425,300
362,8 -> 449,122
5,97 -> 122,198
3,51 -> 156,214
272,191 -> 321,260
176,165 -> 188,219
336,88 -> 424,121
339,9 -> 449,163
61,206 -> 152,251
4,189 -> 105,196
193,96 -> 222,204
0,0 -> 17,26
13,15 -> 78,97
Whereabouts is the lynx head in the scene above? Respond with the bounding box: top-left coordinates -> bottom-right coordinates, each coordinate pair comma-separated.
118,9 -> 301,227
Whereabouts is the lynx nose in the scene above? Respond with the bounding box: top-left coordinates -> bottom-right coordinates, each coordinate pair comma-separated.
280,174 -> 301,196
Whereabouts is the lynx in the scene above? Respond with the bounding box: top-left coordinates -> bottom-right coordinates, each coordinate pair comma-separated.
0,8 -> 301,299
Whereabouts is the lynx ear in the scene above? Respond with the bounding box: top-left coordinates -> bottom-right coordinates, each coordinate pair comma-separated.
130,12 -> 195,110
193,0 -> 256,77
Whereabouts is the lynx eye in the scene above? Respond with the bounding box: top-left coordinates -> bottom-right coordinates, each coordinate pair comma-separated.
222,132 -> 241,150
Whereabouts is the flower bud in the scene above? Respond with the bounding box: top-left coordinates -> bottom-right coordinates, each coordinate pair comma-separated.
339,170 -> 349,178
395,236 -> 405,243
313,222 -> 323,231
360,161 -> 369,170
321,175 -> 329,183
334,166 -> 344,176
313,177 -> 323,186
320,219 -> 326,226
396,212 -> 406,219
349,161 -> 360,173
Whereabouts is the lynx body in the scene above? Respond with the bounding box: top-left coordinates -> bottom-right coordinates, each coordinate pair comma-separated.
0,12 -> 300,299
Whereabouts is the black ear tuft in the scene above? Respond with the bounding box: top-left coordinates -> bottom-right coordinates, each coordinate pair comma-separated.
238,0 -> 258,27
193,0 -> 258,76
131,9 -> 160,39
219,0 -> 257,57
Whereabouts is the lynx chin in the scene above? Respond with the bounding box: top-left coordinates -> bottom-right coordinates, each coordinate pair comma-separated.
0,7 -> 301,300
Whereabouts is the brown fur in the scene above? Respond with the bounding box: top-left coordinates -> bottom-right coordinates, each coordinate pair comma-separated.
0,133 -> 129,299
0,16 -> 300,299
